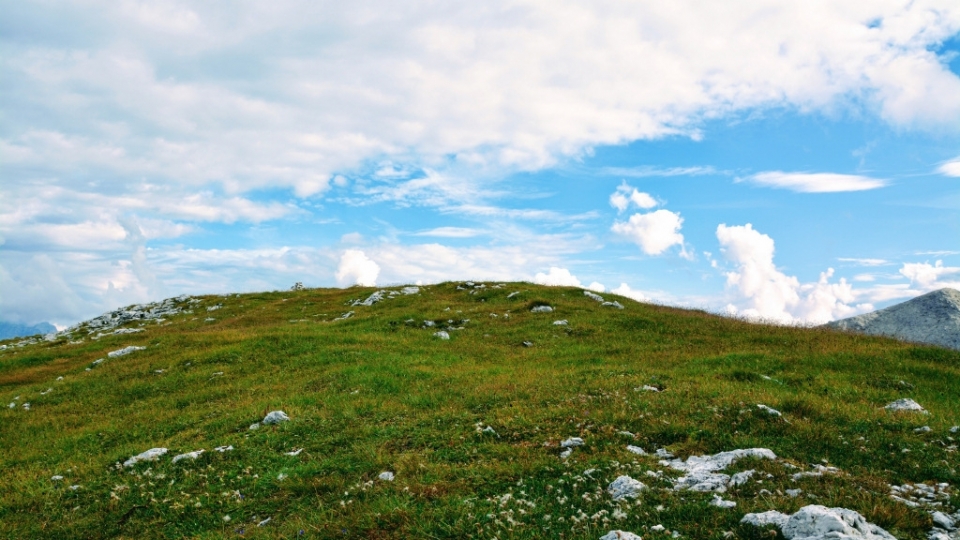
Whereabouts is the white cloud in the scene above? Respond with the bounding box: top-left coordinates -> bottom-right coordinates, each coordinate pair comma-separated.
611,283 -> 647,302
601,166 -> 717,178
837,257 -> 891,266
716,223 -> 870,324
586,282 -> 606,293
938,158 -> 960,177
336,250 -> 380,287
745,172 -> 886,192
612,209 -> 686,257
899,260 -> 960,291
610,182 -> 658,212
534,267 -> 582,287
413,227 -> 484,238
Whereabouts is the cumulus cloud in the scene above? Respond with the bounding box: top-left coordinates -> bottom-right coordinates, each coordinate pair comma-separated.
586,282 -> 606,293
336,250 -> 380,287
937,158 -> 960,177
612,209 -> 687,257
611,283 -> 647,302
716,223 -> 870,324
534,267 -> 583,287
610,182 -> 658,212
744,172 -> 886,192
899,260 -> 960,291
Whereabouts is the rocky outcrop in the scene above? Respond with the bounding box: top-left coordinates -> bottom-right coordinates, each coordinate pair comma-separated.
826,288 -> 960,350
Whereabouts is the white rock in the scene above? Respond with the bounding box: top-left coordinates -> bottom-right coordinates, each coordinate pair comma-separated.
627,445 -> 647,455
914,426 -> 931,433
651,524 -> 666,532
619,431 -> 636,438
378,471 -> 395,481
711,495 -> 736,508
7,402 -> 14,409
757,404 -> 782,416
507,291 -> 520,298
172,450 -> 204,463
786,489 -> 803,497
584,291 -> 605,302
69,485 -> 80,490
51,475 -> 64,481
401,286 -> 420,295
607,475 -> 647,501
482,426 -> 498,436
108,346 -> 146,358
56,376 -> 64,380
22,403 -> 30,410
931,511 -> 956,531
561,437 -> 585,448
884,399 -> 928,413
92,358 -> 104,366
730,470 -> 756,487
263,411 -> 290,425
214,445 -> 234,452
249,422 -> 260,430
354,290 -> 386,306
638,385 -> 660,392
434,331 -> 450,340
600,531 -> 642,540
124,447 -> 168,467
560,448 -> 573,459
257,517 -> 271,527
781,505 -> 896,540
741,511 -> 790,529
285,448 -> 303,456
553,320 -> 569,325
950,426 -> 958,433
277,473 -> 287,480
662,448 -> 777,492
602,301 -> 625,309
531,305 -> 554,313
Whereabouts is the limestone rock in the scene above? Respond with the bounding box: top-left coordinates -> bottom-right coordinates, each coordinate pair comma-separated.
826,288 -> 960,350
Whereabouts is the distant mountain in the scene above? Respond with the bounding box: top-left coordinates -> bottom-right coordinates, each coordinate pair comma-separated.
826,288 -> 960,350
0,321 -> 56,340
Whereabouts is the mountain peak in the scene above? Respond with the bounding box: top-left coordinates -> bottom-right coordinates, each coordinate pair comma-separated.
827,288 -> 960,350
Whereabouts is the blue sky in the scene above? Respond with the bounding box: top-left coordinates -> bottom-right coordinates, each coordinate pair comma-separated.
2,1 -> 959,328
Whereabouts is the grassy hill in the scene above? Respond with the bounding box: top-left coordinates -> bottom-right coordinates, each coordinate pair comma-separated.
1,282 -> 958,539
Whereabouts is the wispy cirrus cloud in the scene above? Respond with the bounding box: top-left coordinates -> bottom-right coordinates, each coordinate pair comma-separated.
742,172 -> 887,192
937,157 -> 960,177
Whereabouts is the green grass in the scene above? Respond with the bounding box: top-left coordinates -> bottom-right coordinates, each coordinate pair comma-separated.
1,283 -> 957,539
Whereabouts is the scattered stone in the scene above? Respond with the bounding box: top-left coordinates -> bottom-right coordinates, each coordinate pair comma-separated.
207,304 -> 222,312
602,301 -> 625,309
711,495 -> 737,508
931,511 -> 955,531
215,446 -> 234,452
607,475 -> 647,501
786,489 -> 803,497
249,423 -> 261,430
951,426 -> 959,433
791,464 -> 841,481
40,388 -> 52,395
915,426 -> 932,433
69,485 -> 80,490
353,290 -> 386,306
124,448 -> 169,467
651,524 -> 666,532
884,398 -> 928,413
782,505 -> 895,540
560,448 -> 573,459
600,531 -> 642,540
401,286 -> 420,295
561,437 -> 585,448
662,448 -> 777,492
482,426 -> 499,437
618,431 -> 636,438
56,376 -> 64,381
655,448 -> 675,459
434,331 -> 450,340
257,517 -> 271,527
638,385 -> 660,392
108,346 -> 146,358
553,320 -> 569,325
627,445 -> 647,455
730,470 -> 756,487
51,475 -> 64,481
91,358 -> 104,366
285,448 -> 303,456
507,292 -> 520,299
263,411 -> 290,425
8,402 -> 14,409
378,471 -> 395,481
531,305 -> 554,313
741,510 -> 790,529
423,320 -> 435,327
22,403 -> 30,410
522,341 -> 533,347
584,291 -> 605,302
172,450 -> 204,463
757,404 -> 782,416
204,318 -> 216,322
334,311 -> 354,321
